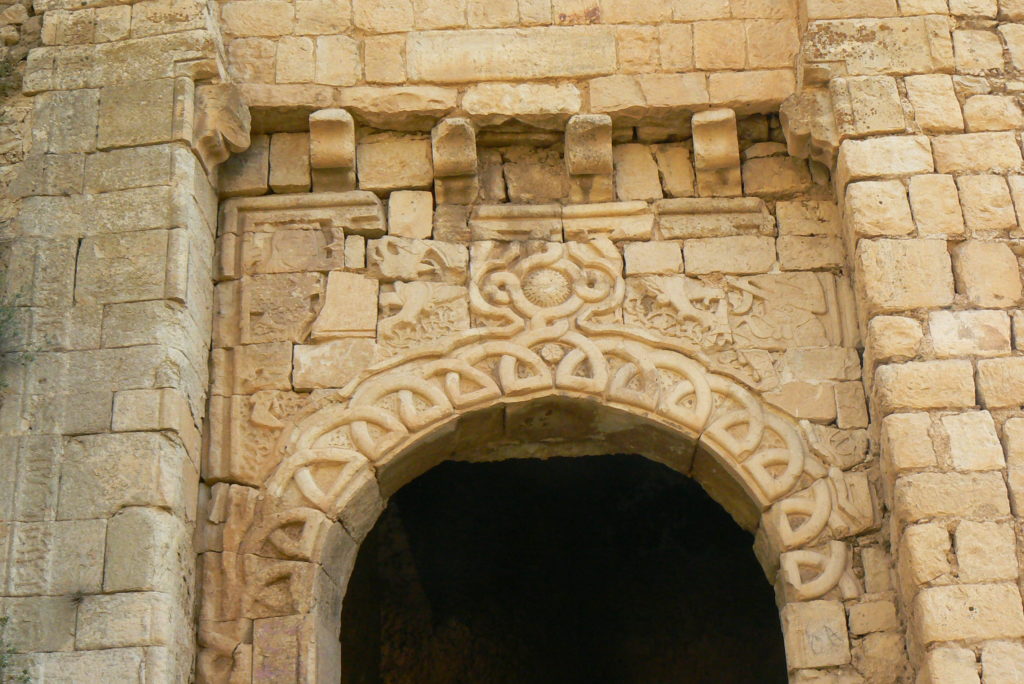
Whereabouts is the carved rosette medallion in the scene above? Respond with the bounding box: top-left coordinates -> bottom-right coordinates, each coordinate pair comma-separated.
470,239 -> 624,330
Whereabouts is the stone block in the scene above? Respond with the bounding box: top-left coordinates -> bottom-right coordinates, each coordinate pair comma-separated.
916,584 -> 1024,644
388,190 -> 433,239
900,522 -> 952,590
848,601 -> 899,636
316,35 -> 360,86
953,29 -> 1004,72
617,25 -> 659,73
844,180 -> 915,238
781,600 -> 851,669
34,649 -> 147,682
97,78 -> 175,149
742,157 -> 812,198
463,82 -> 581,127
565,114 -> 613,176
942,411 -> 1005,472
905,74 -> 964,134
562,202 -> 653,241
652,143 -> 694,198
951,0 -> 997,16
293,338 -> 377,390
613,144 -> 663,201
694,20 -> 746,70
269,132 -> 311,193
76,592 -> 175,649
433,204 -> 470,242
875,360 -> 975,411
357,134 -> 433,193
895,471 -> 1010,524
75,229 -> 170,306
783,348 -> 860,382
952,241 -> 1022,307
345,235 -> 366,269
309,109 -> 355,170
932,132 -> 1023,174
1001,23 -> 1024,69
920,647 -> 980,684
276,36 -> 315,83
708,69 -> 796,114
104,506 -> 189,592
955,520 -> 1018,582
7,520 -> 106,596
929,310 -> 1011,358
638,73 -> 710,113
835,381 -> 868,429
777,236 -> 844,271
623,242 -> 681,276
503,148 -> 569,203
364,34 -> 405,83
112,387 -> 199,456
220,134 -> 270,198
683,235 -> 775,275
311,271 -> 379,340
831,75 -> 905,138
406,27 -> 616,83
956,175 -> 1017,236
982,642 -> 1024,684
432,118 -> 476,178
777,200 -> 841,236
58,432 -> 193,520
0,596 -> 76,652
964,95 -> 1024,132
691,108 -> 741,197
30,88 -> 99,154
366,236 -> 468,283
977,357 -> 1024,408
856,239 -> 954,314
908,174 -> 965,238
835,135 -> 932,188
353,0 -> 413,32
221,0 -> 294,36
412,0 -> 466,28
659,23 -> 693,70
764,381 -> 837,423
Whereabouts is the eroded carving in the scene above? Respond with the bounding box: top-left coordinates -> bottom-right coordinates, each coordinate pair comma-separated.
379,282 -> 470,355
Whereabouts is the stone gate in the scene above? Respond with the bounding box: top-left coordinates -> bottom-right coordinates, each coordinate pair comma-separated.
2,0 -> 1024,682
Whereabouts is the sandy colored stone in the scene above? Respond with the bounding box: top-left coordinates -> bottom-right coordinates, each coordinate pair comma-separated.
776,200 -> 841,236
982,642 -> 1024,684
844,180 -> 915,238
652,143 -> 694,198
623,241 -> 681,275
920,647 -> 980,684
276,37 -> 315,83
357,134 -> 433,193
765,381 -> 837,423
908,174 -> 965,237
364,34 -> 406,84
955,521 -> 1018,582
895,471 -> 1010,524
388,190 -> 433,239
407,27 -> 616,83
874,360 -> 975,411
74,230 -> 171,305
882,412 -> 937,473
463,82 -> 582,127
311,271 -> 379,339
76,592 -> 175,649
781,600 -> 851,669
316,35 -> 360,86
835,381 -> 868,429
269,132 -> 311,193
929,309 -> 1011,357
953,29 -> 1004,72
353,0 -> 413,32
741,156 -> 811,197
848,601 -> 899,636
777,236 -> 844,271
941,411 -> 1005,471
964,95 -> 1024,132
956,175 -> 1017,236
293,338 -> 377,390
905,74 -> 965,134
952,241 -> 1022,307
977,356 -> 1024,408
613,144 -> 663,201
932,132 -> 1023,173
916,584 -> 1024,644
900,522 -> 952,589
856,239 -> 954,314
835,135 -> 933,187
684,235 -> 775,275
691,108 -> 741,197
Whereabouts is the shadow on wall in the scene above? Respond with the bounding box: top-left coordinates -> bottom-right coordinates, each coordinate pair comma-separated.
341,454 -> 787,684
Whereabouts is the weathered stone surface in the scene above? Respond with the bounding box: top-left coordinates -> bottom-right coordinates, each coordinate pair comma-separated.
684,236 -> 775,275
908,174 -> 965,237
311,271 -> 379,339
874,360 -> 976,411
782,600 -> 851,669
952,241 -> 1022,307
929,310 -> 1011,358
357,134 -> 433,193
407,27 -> 616,83
844,180 -> 915,238
856,239 -> 954,314
388,190 -> 434,239
293,338 -> 377,390
977,357 -> 1024,408
932,132 -> 1023,173
916,584 -> 1024,644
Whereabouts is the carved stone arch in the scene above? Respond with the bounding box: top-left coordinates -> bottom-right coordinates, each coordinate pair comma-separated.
197,238 -> 876,683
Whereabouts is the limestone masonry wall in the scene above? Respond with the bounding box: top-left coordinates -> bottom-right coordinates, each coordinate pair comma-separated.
3,0 -> 1024,682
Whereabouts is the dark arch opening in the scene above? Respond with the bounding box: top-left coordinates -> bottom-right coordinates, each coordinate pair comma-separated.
341,454 -> 787,684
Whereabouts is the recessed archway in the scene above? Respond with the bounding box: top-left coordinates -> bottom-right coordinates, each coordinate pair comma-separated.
341,453 -> 788,684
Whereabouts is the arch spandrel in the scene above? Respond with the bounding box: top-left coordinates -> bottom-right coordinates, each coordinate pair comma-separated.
196,234 -> 878,684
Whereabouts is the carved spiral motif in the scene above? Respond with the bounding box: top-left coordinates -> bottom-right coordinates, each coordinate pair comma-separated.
521,268 -> 573,307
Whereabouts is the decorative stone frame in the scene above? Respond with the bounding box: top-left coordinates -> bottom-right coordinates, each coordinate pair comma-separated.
197,229 -> 876,683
